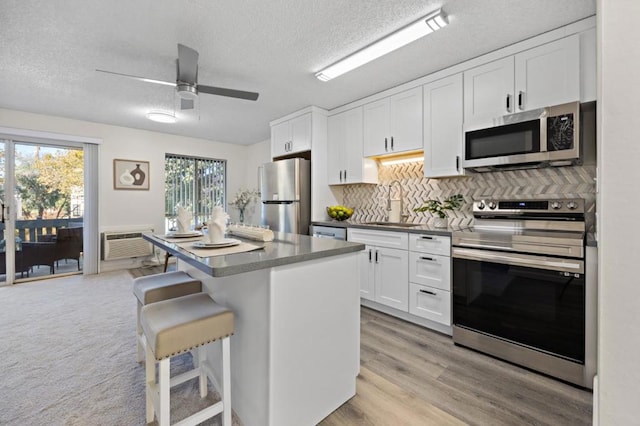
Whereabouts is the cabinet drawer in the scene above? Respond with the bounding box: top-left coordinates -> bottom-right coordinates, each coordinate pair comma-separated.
409,233 -> 450,256
409,283 -> 451,325
348,229 -> 408,250
409,252 -> 451,291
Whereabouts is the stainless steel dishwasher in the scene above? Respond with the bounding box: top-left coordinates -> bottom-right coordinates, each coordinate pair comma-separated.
309,224 -> 347,240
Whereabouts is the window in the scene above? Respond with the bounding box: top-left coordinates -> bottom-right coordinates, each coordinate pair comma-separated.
165,154 -> 226,230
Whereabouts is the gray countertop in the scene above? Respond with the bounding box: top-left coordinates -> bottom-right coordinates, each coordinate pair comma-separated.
144,232 -> 365,277
311,220 -> 464,236
312,220 -> 598,246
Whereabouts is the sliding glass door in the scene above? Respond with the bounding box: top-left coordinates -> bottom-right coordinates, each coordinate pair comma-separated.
0,140 -> 85,284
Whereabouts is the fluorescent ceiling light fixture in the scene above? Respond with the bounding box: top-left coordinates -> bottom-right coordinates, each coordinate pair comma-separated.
315,8 -> 448,81
146,111 -> 177,123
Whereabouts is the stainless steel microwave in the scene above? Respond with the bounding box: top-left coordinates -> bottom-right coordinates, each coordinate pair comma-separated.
462,101 -> 581,172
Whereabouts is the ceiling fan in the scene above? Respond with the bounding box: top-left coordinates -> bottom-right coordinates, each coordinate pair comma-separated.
96,43 -> 259,110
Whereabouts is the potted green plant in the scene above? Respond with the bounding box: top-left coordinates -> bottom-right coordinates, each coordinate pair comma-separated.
413,194 -> 465,228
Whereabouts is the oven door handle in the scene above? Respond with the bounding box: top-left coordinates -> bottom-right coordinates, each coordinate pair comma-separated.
452,247 -> 584,274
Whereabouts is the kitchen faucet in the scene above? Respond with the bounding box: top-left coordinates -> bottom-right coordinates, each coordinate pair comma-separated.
386,180 -> 408,222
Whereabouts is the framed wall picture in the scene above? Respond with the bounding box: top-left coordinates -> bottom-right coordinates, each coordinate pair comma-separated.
113,159 -> 149,190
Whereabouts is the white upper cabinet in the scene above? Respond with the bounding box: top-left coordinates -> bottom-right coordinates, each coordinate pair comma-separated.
464,56 -> 515,123
423,73 -> 464,178
327,107 -> 378,185
514,34 -> 580,111
464,34 -> 580,123
271,112 -> 312,158
363,87 -> 422,157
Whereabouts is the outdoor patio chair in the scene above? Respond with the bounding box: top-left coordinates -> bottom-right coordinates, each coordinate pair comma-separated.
21,242 -> 57,275
54,227 -> 83,270
0,249 -> 30,278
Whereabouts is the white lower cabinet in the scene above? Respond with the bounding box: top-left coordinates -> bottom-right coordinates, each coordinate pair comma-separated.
349,229 -> 409,311
349,228 -> 453,332
409,233 -> 452,327
374,246 -> 409,311
409,283 -> 451,325
409,252 -> 450,290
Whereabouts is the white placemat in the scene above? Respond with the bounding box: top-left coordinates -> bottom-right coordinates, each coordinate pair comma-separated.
175,240 -> 264,258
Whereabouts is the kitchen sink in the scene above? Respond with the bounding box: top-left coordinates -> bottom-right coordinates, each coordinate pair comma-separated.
363,221 -> 422,228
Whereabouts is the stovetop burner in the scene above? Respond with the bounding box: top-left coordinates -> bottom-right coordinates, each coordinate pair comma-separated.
453,198 -> 586,258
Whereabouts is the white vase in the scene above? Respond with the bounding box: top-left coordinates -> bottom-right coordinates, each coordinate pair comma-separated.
434,217 -> 448,228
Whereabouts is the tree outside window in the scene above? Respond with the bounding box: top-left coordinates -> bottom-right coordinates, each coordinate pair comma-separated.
165,154 -> 226,230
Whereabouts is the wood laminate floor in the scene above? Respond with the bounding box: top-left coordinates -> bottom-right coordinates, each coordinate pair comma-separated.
321,307 -> 592,426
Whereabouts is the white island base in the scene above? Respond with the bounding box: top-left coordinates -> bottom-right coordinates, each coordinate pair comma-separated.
181,252 -> 360,426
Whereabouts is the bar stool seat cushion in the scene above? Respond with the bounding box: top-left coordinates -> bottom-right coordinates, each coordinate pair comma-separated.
141,293 -> 234,360
133,271 -> 201,305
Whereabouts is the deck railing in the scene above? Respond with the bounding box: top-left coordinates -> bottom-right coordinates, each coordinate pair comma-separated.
0,218 -> 83,242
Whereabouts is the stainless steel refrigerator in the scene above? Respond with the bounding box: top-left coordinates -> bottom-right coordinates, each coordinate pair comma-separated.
259,158 -> 311,235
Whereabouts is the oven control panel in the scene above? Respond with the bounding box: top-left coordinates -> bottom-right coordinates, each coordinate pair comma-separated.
473,198 -> 584,215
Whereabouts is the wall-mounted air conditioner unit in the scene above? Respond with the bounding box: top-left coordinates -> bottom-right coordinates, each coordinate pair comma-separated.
101,230 -> 154,261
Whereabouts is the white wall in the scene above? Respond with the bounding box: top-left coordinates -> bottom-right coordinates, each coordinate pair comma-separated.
597,0 -> 640,423
0,108 -> 260,269
242,139 -> 270,225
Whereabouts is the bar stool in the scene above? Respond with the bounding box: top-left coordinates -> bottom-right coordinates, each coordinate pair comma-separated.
132,271 -> 202,362
141,293 -> 234,426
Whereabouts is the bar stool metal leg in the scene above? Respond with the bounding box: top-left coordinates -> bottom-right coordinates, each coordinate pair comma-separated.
222,337 -> 232,426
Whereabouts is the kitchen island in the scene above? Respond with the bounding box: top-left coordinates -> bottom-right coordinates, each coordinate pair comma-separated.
143,232 -> 364,426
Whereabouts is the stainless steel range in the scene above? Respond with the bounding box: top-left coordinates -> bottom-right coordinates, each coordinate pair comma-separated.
452,198 -> 596,388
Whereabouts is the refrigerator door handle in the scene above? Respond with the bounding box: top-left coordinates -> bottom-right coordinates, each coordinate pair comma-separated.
262,200 -> 294,205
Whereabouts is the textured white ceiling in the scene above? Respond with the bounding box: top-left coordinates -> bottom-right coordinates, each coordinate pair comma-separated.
0,0 -> 595,145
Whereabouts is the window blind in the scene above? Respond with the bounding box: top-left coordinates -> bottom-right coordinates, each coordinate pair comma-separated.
165,153 -> 226,227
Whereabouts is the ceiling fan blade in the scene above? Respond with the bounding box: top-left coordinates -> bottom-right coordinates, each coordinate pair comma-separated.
198,84 -> 260,101
177,44 -> 199,84
181,98 -> 194,110
95,69 -> 176,86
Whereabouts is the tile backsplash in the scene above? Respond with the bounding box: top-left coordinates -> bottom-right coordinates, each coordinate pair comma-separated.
343,162 -> 597,230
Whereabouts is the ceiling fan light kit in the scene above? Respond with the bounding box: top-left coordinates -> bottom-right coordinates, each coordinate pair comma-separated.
146,111 -> 177,123
176,83 -> 198,100
315,8 -> 448,82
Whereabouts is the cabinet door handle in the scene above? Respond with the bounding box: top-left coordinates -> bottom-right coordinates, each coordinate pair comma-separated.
368,249 -> 372,263
339,170 -> 343,181
419,289 -> 437,296
391,136 -> 394,150
420,236 -> 434,240
343,169 -> 347,181
506,94 -> 512,113
518,91 -> 524,110
456,155 -> 460,171
375,250 -> 379,263
384,137 -> 388,151
420,256 -> 435,261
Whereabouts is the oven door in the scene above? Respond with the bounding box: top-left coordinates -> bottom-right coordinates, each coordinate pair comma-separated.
452,247 -> 585,363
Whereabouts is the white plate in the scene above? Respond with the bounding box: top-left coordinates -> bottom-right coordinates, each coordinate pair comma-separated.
192,238 -> 241,248
165,231 -> 202,238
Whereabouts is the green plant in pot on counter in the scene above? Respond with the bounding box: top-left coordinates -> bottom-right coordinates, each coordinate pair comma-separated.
413,194 -> 465,225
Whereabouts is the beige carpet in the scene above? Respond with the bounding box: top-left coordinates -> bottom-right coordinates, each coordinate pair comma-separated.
0,268 -> 237,425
